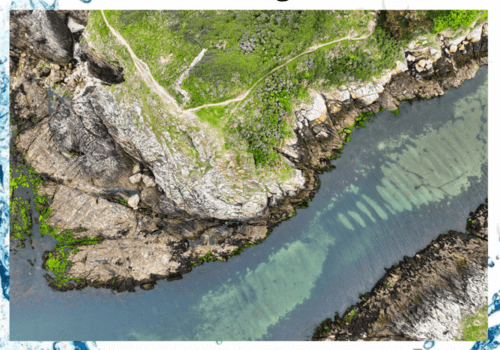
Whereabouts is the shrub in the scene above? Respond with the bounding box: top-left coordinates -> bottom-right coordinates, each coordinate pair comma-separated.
429,10 -> 482,34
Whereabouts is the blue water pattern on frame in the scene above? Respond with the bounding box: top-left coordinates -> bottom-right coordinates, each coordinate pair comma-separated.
0,1 -> 496,349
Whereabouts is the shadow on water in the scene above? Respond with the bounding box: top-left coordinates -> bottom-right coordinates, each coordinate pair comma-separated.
10,66 -> 488,341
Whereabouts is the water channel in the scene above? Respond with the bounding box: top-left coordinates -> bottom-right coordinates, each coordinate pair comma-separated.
10,66 -> 488,341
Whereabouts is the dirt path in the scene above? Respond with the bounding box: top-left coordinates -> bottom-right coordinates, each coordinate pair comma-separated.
185,31 -> 375,112
101,10 -> 182,114
102,10 -> 375,114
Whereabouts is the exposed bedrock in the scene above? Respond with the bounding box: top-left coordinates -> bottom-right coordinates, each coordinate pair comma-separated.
74,43 -> 125,85
38,183 -> 268,292
9,13 -> 488,292
283,23 -> 488,174
11,10 -> 123,86
312,202 -> 488,341
10,10 -> 74,65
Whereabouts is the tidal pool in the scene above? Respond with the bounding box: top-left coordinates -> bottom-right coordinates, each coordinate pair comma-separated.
10,66 -> 488,341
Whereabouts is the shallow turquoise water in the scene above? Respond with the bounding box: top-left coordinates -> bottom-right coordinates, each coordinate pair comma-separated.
10,66 -> 487,341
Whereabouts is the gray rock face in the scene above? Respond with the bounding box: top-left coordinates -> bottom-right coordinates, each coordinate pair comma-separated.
15,101 -> 140,195
11,80 -> 48,121
48,95 -> 144,189
46,185 -> 144,238
38,183 -> 270,292
10,10 -> 74,65
74,43 -> 125,84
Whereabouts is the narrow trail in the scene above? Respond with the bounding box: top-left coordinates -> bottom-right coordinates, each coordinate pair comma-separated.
185,31 -> 375,113
101,10 -> 182,114
102,10 -> 375,115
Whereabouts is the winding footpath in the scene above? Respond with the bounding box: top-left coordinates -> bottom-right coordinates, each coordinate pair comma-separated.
101,10 -> 376,115
186,31 -> 375,112
100,10 -> 182,114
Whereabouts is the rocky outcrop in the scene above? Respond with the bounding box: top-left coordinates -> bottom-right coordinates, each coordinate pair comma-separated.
10,11 -> 74,65
9,11 -> 488,293
312,202 -> 488,341
283,20 -> 488,174
74,43 -> 125,85
38,183 -> 269,292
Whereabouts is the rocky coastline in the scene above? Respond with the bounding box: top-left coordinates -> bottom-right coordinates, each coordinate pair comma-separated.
312,201 -> 488,341
9,10 -> 488,293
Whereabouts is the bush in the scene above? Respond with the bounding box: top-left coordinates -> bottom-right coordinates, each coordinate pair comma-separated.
429,10 -> 482,34
378,10 -> 433,41
232,71 -> 301,166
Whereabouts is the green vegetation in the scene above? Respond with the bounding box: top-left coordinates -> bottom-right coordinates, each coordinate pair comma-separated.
284,25 -> 406,89
190,238 -> 265,268
11,163 -> 103,288
456,304 -> 488,341
230,72 -> 304,166
10,167 -> 33,247
391,109 -> 400,116
86,9 -> 485,183
378,10 -> 486,41
104,10 -> 374,108
429,10 -> 485,34
195,104 -> 231,130
198,251 -> 225,264
378,11 -> 434,41
335,110 -> 380,153
456,259 -> 468,274
119,198 -> 128,205
378,314 -> 388,325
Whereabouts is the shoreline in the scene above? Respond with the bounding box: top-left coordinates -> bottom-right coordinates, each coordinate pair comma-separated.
312,200 -> 488,341
8,10 -> 489,293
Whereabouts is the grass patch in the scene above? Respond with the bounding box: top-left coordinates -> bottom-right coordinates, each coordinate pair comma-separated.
428,10 -> 485,34
103,10 -> 375,108
456,304 -> 488,341
195,104 -> 231,130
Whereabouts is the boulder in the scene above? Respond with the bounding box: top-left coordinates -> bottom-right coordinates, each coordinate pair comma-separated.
140,283 -> 155,291
348,82 -> 379,105
303,94 -> 328,122
132,163 -> 141,174
129,173 -> 142,184
415,59 -> 433,73
429,48 -> 441,60
128,194 -> 140,209
467,24 -> 483,42
142,175 -> 157,188
13,80 -> 48,121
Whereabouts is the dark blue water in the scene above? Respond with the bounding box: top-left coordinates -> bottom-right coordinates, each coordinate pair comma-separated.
10,67 -> 488,341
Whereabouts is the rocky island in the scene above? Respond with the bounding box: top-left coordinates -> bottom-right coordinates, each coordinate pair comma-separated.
9,9 -> 487,340
312,201 -> 488,341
